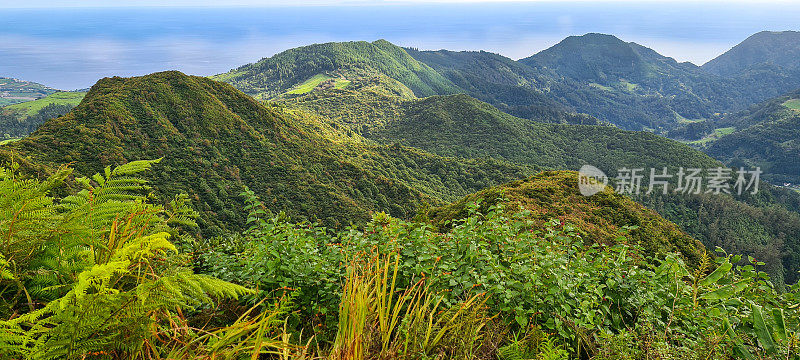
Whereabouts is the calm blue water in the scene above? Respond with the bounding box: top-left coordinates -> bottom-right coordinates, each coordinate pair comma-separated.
3,2 -> 800,89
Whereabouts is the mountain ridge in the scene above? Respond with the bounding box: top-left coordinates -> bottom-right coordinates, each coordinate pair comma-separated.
702,30 -> 800,76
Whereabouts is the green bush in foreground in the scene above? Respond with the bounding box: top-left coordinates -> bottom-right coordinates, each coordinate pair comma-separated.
197,189 -> 799,359
1,159 -> 797,359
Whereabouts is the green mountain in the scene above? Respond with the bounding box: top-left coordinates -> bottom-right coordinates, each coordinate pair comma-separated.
283,80 -> 720,174
282,84 -> 800,284
518,34 -> 759,130
0,77 -> 58,107
409,33 -> 800,133
704,89 -> 800,185
402,48 -> 600,125
212,40 -> 458,99
702,31 -> 800,76
0,70 -> 716,265
1,71 -> 527,235
214,36 -> 800,134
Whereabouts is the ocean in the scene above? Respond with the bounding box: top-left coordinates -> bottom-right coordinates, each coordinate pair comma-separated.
2,1 -> 799,89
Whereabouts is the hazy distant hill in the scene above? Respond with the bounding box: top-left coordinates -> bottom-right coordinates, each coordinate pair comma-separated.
702,31 -> 800,76
0,77 -> 58,107
216,35 -> 800,133
212,40 -> 458,99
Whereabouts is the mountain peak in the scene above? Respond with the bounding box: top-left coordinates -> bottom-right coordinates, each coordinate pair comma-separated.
702,30 -> 800,76
212,39 -> 457,99
519,33 -> 674,83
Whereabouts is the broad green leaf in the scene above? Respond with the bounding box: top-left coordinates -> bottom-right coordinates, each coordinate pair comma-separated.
750,303 -> 776,354
699,259 -> 732,287
771,308 -> 787,344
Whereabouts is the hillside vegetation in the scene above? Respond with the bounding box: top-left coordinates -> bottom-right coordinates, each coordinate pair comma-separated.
1,71 -> 529,235
216,35 -> 800,136
1,37 -> 799,356
0,91 -> 86,138
702,31 -> 800,76
278,81 -> 800,284
2,160 -> 796,359
212,40 -> 458,99
424,171 -> 705,264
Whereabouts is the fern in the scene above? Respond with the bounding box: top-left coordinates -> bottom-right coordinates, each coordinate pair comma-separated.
536,333 -> 569,360
0,159 -> 251,360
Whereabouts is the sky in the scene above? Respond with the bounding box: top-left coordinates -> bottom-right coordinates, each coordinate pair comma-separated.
3,0 -> 797,6
2,1 -> 799,89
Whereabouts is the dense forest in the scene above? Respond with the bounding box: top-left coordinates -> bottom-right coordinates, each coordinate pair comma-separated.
277,72 -> 800,286
213,32 -> 800,133
0,103 -> 75,139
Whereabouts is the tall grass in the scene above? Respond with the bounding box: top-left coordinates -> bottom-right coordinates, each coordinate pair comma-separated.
330,251 -> 493,360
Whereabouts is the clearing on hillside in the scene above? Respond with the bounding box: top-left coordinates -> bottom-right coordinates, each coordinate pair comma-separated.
783,98 -> 800,111
285,74 -> 350,94
4,91 -> 86,117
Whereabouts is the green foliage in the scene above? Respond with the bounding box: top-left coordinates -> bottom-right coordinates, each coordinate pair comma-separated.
0,159 -> 251,359
283,78 -> 800,286
424,171 -> 706,264
198,189 -> 798,359
213,40 -> 458,99
0,102 -> 76,138
1,71 -> 526,236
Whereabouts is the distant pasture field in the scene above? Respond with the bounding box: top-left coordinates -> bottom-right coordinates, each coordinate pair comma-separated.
286,74 -> 350,94
4,91 -> 86,117
783,98 -> 800,111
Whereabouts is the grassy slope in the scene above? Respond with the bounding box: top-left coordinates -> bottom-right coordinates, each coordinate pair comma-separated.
285,74 -> 351,94
212,40 -> 457,99
783,98 -> 800,111
4,91 -> 86,117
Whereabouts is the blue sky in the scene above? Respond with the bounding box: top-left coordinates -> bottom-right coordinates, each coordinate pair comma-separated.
2,1 -> 799,89
2,0 -> 795,7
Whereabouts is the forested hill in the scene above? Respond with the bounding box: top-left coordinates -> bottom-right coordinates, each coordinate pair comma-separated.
211,40 -> 458,99
424,171 -> 706,265
0,69 -> 721,268
0,71 -> 528,235
282,83 -> 800,285
704,89 -> 800,185
702,30 -> 800,76
516,33 -> 800,130
216,35 -> 800,134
